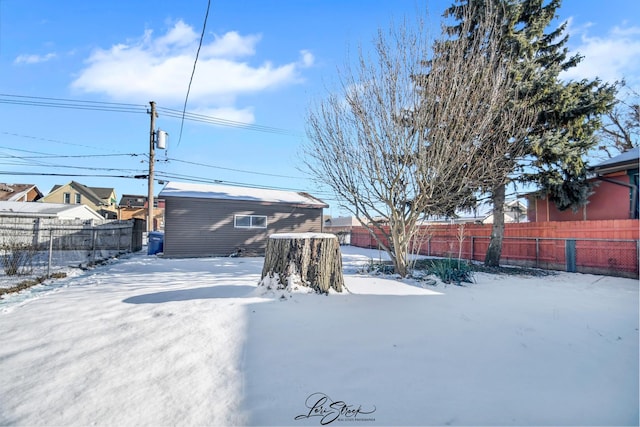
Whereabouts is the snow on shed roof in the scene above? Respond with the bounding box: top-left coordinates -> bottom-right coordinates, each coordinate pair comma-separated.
0,201 -> 105,220
158,181 -> 328,208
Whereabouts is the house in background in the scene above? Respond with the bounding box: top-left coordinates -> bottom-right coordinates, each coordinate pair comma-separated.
410,199 -> 528,225
159,181 -> 328,257
41,181 -> 118,219
0,183 -> 43,202
527,147 -> 639,221
324,216 -> 363,244
0,201 -> 105,222
117,194 -> 165,230
482,199 -> 528,224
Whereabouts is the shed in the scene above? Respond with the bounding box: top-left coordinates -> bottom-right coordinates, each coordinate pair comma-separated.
158,181 -> 328,257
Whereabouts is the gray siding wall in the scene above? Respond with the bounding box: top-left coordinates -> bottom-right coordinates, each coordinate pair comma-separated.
163,197 -> 323,257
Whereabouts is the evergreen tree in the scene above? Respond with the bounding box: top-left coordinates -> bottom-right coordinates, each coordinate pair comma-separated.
441,0 -> 616,266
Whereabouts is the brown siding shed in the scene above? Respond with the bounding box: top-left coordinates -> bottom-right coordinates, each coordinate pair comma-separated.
159,181 -> 327,257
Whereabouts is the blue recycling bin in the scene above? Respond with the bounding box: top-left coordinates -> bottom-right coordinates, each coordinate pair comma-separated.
147,231 -> 164,255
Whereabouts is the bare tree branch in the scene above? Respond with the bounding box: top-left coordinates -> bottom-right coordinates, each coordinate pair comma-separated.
303,4 -> 535,276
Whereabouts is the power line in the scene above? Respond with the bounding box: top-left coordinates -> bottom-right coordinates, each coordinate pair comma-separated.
0,171 -> 144,179
1,133 -> 307,179
0,93 -> 144,108
0,168 -> 335,200
1,131 -> 139,153
0,147 -> 142,160
0,93 -> 303,136
157,107 -> 301,136
177,0 -> 212,147
0,93 -> 146,114
152,170 -> 320,193
0,163 -> 146,174
0,94 -> 303,136
163,157 -> 308,180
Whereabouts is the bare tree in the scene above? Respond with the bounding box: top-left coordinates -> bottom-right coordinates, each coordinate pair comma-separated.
303,5 -> 534,276
596,82 -> 639,158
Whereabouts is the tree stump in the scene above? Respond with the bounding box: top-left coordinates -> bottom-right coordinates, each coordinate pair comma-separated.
260,233 -> 344,293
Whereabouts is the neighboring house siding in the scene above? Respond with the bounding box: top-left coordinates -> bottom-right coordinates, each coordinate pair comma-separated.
25,187 -> 42,201
117,196 -> 165,228
163,197 -> 323,257
528,174 -> 634,221
43,182 -> 118,219
527,148 -> 639,222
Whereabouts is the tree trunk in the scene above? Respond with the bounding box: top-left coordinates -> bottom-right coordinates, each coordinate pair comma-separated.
260,233 -> 344,294
390,221 -> 409,277
484,183 -> 506,267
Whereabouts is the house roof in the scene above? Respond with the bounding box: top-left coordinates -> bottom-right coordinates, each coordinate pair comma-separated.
592,146 -> 639,175
119,194 -> 148,208
91,186 -> 116,200
49,181 -> 115,205
0,183 -> 43,202
0,201 -> 105,221
118,194 -> 165,208
158,181 -> 328,208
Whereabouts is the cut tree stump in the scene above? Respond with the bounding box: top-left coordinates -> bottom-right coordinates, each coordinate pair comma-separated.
260,233 -> 344,293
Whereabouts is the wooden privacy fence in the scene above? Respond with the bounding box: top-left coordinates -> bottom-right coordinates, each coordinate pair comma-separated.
350,220 -> 639,279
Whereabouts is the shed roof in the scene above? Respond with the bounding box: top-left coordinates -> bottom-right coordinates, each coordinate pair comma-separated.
0,201 -> 104,220
158,181 -> 328,208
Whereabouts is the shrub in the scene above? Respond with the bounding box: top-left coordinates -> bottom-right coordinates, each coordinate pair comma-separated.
1,241 -> 36,276
424,258 -> 474,285
364,259 -> 396,275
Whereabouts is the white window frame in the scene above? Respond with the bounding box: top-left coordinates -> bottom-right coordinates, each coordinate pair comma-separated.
74,193 -> 81,204
63,192 -> 70,204
234,214 -> 267,229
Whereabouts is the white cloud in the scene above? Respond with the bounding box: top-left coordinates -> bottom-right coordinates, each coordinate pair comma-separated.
201,31 -> 261,58
14,52 -> 56,64
299,50 -> 315,68
154,21 -> 198,51
562,20 -> 640,85
190,106 -> 255,124
71,20 -> 313,123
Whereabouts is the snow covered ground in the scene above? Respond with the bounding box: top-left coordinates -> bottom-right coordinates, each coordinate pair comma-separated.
0,246 -> 638,426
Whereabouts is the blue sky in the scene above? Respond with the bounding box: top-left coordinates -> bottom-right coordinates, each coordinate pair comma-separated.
1,0 -> 639,217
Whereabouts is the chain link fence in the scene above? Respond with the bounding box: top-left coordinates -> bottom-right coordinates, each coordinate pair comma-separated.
352,226 -> 639,279
1,219 -> 143,291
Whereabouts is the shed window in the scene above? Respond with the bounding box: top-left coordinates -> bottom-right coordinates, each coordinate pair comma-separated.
234,215 -> 267,229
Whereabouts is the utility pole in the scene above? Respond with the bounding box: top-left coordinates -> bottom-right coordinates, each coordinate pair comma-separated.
147,101 -> 157,232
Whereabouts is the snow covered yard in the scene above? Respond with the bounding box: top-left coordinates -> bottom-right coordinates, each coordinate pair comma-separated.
0,246 -> 637,426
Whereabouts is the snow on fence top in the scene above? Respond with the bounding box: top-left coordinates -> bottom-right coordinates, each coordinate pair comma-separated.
158,181 -> 328,208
